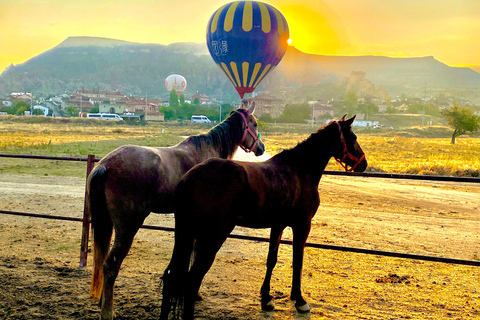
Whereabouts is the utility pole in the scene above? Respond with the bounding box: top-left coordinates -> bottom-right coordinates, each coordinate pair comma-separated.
145,87 -> 148,122
422,80 -> 426,127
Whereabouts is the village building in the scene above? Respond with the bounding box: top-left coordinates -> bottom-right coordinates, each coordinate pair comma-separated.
67,89 -> 126,113
99,96 -> 164,121
191,94 -> 209,105
191,93 -> 218,105
244,93 -> 286,118
378,104 -> 388,113
71,88 -> 124,104
9,92 -> 33,104
66,95 -> 95,113
308,99 -> 335,120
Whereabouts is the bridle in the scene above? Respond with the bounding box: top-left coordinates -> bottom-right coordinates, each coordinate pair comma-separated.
238,111 -> 260,153
335,122 -> 365,172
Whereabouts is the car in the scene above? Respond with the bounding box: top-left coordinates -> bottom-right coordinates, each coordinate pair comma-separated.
87,113 -> 123,121
191,115 -> 211,123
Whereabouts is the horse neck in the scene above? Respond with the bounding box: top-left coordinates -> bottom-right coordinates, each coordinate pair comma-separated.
277,126 -> 336,183
184,112 -> 243,161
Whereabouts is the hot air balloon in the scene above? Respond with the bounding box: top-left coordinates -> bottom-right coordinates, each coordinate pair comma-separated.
165,74 -> 187,95
206,1 -> 289,99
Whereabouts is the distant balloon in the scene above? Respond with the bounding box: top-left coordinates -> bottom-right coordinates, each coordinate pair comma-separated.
165,74 -> 187,94
206,1 -> 289,99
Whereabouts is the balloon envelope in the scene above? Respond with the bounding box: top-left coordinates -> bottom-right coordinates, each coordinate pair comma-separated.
206,1 -> 289,98
165,74 -> 187,94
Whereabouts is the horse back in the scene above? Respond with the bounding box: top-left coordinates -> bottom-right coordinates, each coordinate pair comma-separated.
96,145 -> 198,214
175,158 -> 320,230
239,160 -> 320,226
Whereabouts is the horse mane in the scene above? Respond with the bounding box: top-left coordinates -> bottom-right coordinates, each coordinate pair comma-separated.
185,109 -> 246,158
276,120 -> 338,165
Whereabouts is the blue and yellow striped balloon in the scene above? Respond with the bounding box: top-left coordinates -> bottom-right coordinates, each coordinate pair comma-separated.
206,1 -> 289,98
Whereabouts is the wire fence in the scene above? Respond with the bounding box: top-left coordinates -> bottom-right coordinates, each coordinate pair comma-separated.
0,153 -> 479,267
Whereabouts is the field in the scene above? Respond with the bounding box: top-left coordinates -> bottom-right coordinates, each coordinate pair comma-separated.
0,115 -> 479,177
0,116 -> 479,319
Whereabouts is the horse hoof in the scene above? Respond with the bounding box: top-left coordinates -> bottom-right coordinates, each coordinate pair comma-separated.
100,310 -> 114,320
295,302 -> 311,313
261,299 -> 275,311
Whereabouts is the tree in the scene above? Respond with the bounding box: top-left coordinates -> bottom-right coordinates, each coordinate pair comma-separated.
16,106 -> 28,115
342,90 -> 358,115
277,104 -> 311,123
258,113 -> 273,123
159,105 -> 177,120
177,102 -> 197,120
358,103 -> 378,120
193,97 -> 200,105
31,108 -> 43,116
10,101 -> 29,115
179,94 -> 185,105
220,103 -> 234,121
66,106 -> 79,117
440,102 -> 480,144
169,90 -> 179,108
89,106 -> 100,114
385,106 -> 396,114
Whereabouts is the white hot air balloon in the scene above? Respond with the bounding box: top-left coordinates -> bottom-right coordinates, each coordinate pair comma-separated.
165,74 -> 187,94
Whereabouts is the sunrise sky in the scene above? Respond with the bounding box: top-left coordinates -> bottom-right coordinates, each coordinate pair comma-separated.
1,0 -> 479,74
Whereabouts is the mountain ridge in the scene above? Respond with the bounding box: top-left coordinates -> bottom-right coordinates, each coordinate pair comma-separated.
1,36 -> 479,103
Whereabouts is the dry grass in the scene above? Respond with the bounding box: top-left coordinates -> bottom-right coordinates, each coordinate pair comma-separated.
0,119 -> 479,176
263,134 -> 480,176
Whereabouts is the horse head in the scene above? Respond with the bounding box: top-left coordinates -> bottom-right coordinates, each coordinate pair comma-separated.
238,101 -> 265,156
334,115 -> 368,172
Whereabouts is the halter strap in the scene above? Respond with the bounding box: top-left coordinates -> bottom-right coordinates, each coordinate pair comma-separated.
335,122 -> 365,172
238,111 -> 259,153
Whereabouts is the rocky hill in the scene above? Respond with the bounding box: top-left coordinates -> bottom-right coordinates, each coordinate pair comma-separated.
1,36 -> 479,103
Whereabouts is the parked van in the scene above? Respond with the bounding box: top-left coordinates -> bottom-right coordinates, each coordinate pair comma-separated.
87,113 -> 123,121
191,115 -> 211,123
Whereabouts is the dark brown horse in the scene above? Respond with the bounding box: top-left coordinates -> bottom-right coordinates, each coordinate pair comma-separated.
160,115 -> 367,319
87,102 -> 264,320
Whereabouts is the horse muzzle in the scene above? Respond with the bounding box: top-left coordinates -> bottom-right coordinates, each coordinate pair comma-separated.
254,140 -> 266,156
336,153 -> 367,172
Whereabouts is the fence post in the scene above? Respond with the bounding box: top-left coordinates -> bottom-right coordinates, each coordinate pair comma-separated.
79,154 -> 96,267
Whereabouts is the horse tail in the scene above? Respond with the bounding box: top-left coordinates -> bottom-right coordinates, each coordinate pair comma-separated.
88,164 -> 113,301
160,190 -> 196,320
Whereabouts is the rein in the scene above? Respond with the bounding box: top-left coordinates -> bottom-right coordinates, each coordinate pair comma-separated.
238,111 -> 260,153
335,122 -> 365,172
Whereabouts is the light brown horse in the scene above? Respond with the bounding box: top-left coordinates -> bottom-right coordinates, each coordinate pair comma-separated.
87,102 -> 264,320
160,115 -> 367,320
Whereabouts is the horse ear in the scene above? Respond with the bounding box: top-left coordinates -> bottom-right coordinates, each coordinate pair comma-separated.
238,99 -> 248,110
246,101 -> 255,115
340,114 -> 347,121
344,115 -> 356,126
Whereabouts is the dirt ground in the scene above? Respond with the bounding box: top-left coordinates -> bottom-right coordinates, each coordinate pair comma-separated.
0,151 -> 479,319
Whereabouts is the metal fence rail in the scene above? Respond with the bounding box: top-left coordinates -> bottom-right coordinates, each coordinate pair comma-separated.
0,153 -> 479,268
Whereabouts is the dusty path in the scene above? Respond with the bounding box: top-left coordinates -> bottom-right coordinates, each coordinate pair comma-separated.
0,151 -> 479,319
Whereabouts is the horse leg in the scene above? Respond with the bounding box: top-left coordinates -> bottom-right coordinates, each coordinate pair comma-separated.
183,232 -> 230,320
260,226 -> 284,311
291,223 -> 312,313
160,222 -> 196,320
100,227 -> 139,320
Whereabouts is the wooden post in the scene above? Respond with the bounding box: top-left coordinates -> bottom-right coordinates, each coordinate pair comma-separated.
79,154 -> 96,267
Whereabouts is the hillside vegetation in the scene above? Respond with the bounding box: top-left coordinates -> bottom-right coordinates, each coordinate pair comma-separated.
2,37 -> 480,102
